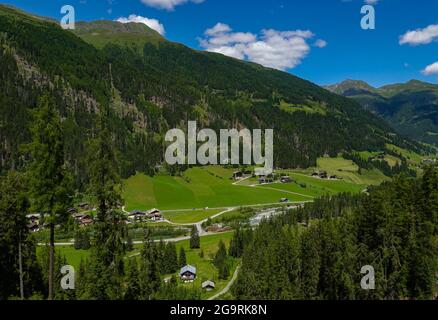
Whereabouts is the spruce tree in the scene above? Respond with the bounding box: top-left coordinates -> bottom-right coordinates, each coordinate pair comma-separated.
179,247 -> 187,268
25,94 -> 72,300
124,259 -> 140,300
0,171 -> 43,299
163,242 -> 178,274
190,226 -> 200,249
139,227 -> 161,299
85,99 -> 126,299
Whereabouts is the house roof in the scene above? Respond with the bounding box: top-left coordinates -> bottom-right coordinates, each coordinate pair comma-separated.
129,210 -> 145,215
180,265 -> 197,276
202,280 -> 215,288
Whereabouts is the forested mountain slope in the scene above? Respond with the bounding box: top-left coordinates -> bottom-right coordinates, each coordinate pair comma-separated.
326,79 -> 438,146
0,5 -> 424,188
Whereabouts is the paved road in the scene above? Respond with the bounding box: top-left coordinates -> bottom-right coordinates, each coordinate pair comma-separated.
208,265 -> 241,301
40,200 -> 312,247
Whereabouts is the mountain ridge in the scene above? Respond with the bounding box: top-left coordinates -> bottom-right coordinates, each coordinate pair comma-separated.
326,79 -> 438,145
0,5 -> 426,185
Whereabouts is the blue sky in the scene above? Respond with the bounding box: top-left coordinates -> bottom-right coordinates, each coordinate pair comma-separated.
2,0 -> 438,87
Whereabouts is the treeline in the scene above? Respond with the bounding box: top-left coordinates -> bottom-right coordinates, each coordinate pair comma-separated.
344,152 -> 417,178
232,169 -> 438,300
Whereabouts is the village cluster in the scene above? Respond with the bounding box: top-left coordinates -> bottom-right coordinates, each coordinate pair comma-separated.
25,203 -> 165,233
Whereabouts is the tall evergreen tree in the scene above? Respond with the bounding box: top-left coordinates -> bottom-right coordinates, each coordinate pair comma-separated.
0,171 -> 43,299
124,259 -> 140,300
163,242 -> 178,274
85,97 -> 126,299
190,226 -> 200,249
179,247 -> 187,268
25,94 -> 72,300
139,228 -> 161,299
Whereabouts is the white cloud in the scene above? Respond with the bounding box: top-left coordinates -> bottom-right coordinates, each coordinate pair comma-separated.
422,62 -> 438,76
364,0 -> 379,4
116,14 -> 165,35
200,23 -> 323,71
140,0 -> 204,11
314,39 -> 327,48
205,23 -> 232,36
399,24 -> 438,46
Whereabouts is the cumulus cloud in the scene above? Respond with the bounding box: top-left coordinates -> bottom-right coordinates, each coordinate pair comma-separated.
140,0 -> 204,11
116,14 -> 165,35
199,23 -> 324,71
399,24 -> 438,46
422,62 -> 438,76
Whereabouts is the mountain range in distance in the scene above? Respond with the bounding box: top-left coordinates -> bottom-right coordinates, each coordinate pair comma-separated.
325,79 -> 438,146
0,4 -> 432,181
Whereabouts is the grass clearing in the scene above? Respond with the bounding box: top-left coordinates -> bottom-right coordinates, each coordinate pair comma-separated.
164,209 -> 224,224
173,232 -> 237,300
37,246 -> 91,271
123,167 -> 310,211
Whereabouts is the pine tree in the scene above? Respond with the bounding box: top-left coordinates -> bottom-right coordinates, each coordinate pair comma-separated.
190,226 -> 200,249
229,226 -> 244,258
179,247 -> 187,268
124,259 -> 140,300
85,98 -> 126,299
0,171 -> 43,299
213,240 -> 228,268
163,242 -> 178,274
139,228 -> 161,299
25,94 -> 72,300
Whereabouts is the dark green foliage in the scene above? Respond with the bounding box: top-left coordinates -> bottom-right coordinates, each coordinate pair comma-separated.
214,240 -> 230,280
0,5 -> 425,181
138,229 -> 161,300
328,79 -> 438,146
24,93 -> 73,299
0,171 -> 44,299
233,169 -> 438,300
179,247 -> 187,268
155,276 -> 201,300
344,152 -> 416,178
124,259 -> 140,300
190,226 -> 200,249
74,229 -> 91,250
162,242 -> 178,275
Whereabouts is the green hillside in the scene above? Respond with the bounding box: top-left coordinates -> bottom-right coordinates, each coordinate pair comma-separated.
123,165 -> 368,211
326,79 -> 438,146
0,4 -> 426,185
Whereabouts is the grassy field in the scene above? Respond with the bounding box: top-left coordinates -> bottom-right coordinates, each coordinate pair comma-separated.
164,209 -> 224,224
261,174 -> 365,197
37,246 -> 91,271
313,157 -> 389,185
123,166 -> 311,211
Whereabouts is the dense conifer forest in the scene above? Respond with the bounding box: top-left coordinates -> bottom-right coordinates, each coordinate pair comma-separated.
0,5 -> 436,301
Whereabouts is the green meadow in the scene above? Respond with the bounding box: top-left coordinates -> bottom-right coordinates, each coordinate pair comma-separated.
314,157 -> 389,185
164,209 -> 224,224
37,246 -> 91,271
123,167 -> 311,211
